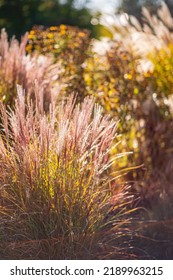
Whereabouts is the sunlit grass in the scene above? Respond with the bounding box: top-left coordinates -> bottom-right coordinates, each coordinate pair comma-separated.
0,85 -> 135,259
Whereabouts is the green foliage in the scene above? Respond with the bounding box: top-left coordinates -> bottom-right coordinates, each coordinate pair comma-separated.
0,0 -> 93,38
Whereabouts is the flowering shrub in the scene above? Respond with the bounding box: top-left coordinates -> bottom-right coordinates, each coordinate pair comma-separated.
26,25 -> 90,59
83,3 -> 173,187
97,3 -> 173,259
26,25 -> 91,102
83,40 -> 152,177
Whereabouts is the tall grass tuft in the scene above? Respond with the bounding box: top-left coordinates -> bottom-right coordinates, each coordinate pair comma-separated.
0,29 -> 59,107
0,85 -> 133,259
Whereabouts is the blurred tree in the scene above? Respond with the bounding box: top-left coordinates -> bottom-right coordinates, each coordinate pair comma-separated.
165,0 -> 173,11
117,0 -> 173,18
0,0 -> 93,38
118,0 -> 141,18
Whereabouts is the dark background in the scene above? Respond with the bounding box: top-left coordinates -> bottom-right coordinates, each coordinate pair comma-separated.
1,0 -> 173,38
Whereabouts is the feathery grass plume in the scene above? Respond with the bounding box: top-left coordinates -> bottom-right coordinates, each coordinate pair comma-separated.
0,29 -> 60,107
0,85 -> 134,259
102,3 -> 173,71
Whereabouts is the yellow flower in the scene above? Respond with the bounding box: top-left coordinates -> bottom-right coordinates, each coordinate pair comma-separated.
60,24 -> 67,30
50,26 -> 58,31
28,34 -> 35,39
124,73 -> 132,80
78,32 -> 86,37
47,33 -> 54,39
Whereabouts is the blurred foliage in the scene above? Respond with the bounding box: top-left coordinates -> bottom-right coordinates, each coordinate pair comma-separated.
145,45 -> 173,176
118,0 -> 173,19
149,45 -> 173,100
27,25 -> 91,101
83,37 -> 173,206
83,41 -> 151,174
26,24 -> 90,58
0,0 -> 95,38
81,3 -> 173,211
118,0 -> 142,18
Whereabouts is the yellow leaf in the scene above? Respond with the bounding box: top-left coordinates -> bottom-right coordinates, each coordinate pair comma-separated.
134,88 -> 139,95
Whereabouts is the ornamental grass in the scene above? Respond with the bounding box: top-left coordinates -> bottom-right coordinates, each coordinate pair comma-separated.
0,85 -> 134,259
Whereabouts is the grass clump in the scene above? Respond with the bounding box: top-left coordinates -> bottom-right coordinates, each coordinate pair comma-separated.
0,29 -> 59,107
0,84 -> 133,259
